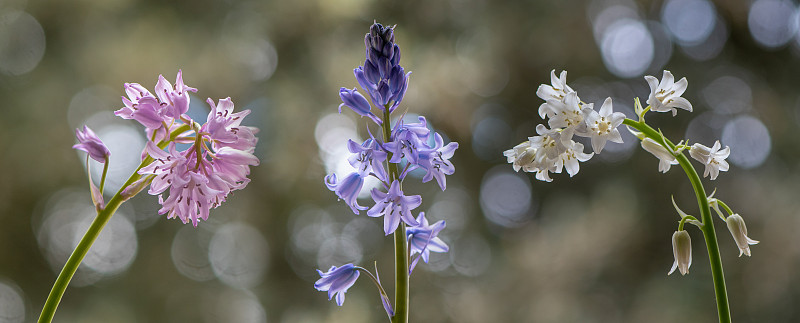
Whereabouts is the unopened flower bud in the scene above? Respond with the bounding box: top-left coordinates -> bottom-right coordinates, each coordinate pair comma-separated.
725,214 -> 759,257
669,230 -> 692,276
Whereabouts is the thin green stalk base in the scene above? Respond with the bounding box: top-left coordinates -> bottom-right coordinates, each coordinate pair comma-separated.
37,195 -> 123,323
38,125 -> 188,323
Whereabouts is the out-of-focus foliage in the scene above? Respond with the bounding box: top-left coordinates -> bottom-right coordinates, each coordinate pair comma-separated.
1,0 -> 799,322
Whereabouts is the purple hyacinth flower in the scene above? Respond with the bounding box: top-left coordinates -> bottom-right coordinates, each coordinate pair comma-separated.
73,125 -> 110,162
368,180 -> 421,235
325,172 -> 368,214
406,212 -> 448,273
418,133 -> 458,191
314,263 -> 360,306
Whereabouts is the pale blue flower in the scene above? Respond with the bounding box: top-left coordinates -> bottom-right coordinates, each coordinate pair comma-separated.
325,172 -> 367,214
406,212 -> 448,273
417,133 -> 458,191
314,264 -> 360,306
368,180 -> 421,235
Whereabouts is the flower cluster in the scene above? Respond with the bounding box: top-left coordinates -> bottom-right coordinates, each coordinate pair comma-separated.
505,69 -> 757,285
317,22 -> 456,308
504,70 -> 625,181
74,71 -> 259,226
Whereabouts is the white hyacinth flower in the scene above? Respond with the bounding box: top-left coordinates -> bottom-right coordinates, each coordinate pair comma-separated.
725,214 -> 759,257
582,97 -> 625,153
504,141 -> 535,172
554,140 -> 593,177
640,137 -> 679,173
544,92 -> 587,141
530,124 -> 566,160
645,70 -> 692,116
669,230 -> 692,276
689,141 -> 730,180
537,69 -> 576,118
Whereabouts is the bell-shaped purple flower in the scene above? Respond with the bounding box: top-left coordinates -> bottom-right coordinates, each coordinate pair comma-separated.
368,180 -> 421,235
347,138 -> 387,176
73,125 -> 110,162
406,212 -> 448,273
339,87 -> 373,117
314,263 -> 360,306
203,98 -> 259,152
384,116 -> 430,164
325,172 -> 367,214
115,71 -> 197,134
417,133 -> 458,191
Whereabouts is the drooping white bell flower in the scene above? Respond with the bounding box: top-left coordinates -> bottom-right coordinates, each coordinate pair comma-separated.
669,230 -> 692,276
725,214 -> 759,257
689,141 -> 730,180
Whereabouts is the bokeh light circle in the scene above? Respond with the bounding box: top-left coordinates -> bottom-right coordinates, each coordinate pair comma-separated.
721,115 -> 771,169
0,281 -> 25,323
600,19 -> 654,78
480,167 -> 536,228
662,0 -> 717,45
209,222 -> 269,289
171,225 -> 216,282
748,0 -> 797,48
0,11 -> 45,76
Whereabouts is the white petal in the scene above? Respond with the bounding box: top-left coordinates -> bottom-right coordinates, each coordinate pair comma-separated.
599,97 -> 613,116
608,129 -> 623,143
644,75 -> 659,92
672,77 -> 688,96
661,70 -> 675,90
669,97 -> 693,112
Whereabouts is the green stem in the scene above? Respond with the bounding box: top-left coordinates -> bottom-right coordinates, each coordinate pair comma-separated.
623,118 -> 730,323
38,124 -> 191,323
38,169 -> 139,323
98,157 -> 109,194
381,108 -> 409,323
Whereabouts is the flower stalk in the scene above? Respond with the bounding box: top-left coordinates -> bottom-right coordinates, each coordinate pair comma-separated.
38,125 -> 186,323
40,69 -> 258,322
382,107 -> 410,323
623,118 -> 730,323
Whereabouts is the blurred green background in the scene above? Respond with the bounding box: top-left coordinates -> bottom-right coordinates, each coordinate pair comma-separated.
1,0 -> 799,322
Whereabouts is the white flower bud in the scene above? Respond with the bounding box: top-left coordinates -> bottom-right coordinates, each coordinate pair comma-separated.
641,138 -> 678,173
669,230 -> 692,276
725,214 -> 759,257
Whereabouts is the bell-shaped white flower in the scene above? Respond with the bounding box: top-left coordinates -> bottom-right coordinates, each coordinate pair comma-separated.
537,70 -> 576,118
504,141 -> 537,172
725,214 -> 759,257
554,140 -> 593,177
543,92 -> 586,141
644,70 -> 692,116
640,137 -> 679,173
669,230 -> 692,276
689,141 -> 730,180
582,97 -> 625,153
